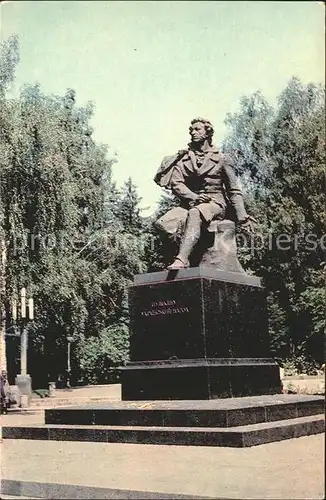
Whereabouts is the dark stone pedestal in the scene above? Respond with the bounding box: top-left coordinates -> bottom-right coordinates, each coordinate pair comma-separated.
121,268 -> 282,400
122,358 -> 281,400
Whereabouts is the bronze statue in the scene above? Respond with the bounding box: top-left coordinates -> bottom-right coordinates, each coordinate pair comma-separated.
154,118 -> 255,271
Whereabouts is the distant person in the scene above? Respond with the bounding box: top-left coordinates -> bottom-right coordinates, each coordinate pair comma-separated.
0,369 -> 10,414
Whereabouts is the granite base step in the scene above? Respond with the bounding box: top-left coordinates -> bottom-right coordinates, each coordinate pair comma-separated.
44,394 -> 324,428
1,480 -> 211,499
2,414 -> 324,447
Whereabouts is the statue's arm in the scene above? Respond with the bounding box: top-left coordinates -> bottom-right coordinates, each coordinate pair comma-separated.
222,154 -> 249,223
171,165 -> 198,203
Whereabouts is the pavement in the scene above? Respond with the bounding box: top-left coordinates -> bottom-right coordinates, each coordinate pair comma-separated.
282,377 -> 324,395
29,384 -> 122,408
1,410 -> 44,427
0,407 -> 324,499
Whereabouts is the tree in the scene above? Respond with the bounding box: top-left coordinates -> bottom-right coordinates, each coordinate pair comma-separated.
0,79 -> 118,383
115,177 -> 143,234
223,91 -> 275,198
0,34 -> 19,97
0,35 -> 145,385
0,34 -> 20,372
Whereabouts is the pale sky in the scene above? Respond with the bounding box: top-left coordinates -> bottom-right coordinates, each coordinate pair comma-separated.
1,1 -> 324,213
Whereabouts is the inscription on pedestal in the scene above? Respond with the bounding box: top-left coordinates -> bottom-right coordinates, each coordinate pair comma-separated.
141,300 -> 190,317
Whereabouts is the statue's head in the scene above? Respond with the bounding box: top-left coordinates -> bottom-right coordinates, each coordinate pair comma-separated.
189,118 -> 214,146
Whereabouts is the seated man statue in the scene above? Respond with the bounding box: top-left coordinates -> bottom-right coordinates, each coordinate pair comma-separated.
154,117 -> 255,270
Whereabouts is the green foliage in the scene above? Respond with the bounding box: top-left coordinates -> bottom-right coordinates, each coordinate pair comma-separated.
32,389 -> 49,399
115,177 -> 144,234
0,36 -> 148,387
282,356 -> 320,376
0,34 -> 19,96
223,91 -> 275,197
76,323 -> 130,384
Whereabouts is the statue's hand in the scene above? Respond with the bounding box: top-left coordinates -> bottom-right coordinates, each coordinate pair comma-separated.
239,215 -> 257,234
196,193 -> 211,204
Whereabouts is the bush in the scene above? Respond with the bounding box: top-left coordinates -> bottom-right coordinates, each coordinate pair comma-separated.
32,389 -> 50,398
76,322 -> 130,385
282,355 -> 321,376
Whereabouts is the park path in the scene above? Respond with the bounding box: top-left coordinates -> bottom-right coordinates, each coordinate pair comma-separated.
1,432 -> 324,499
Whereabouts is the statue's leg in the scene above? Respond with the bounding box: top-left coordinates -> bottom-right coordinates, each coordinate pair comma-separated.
154,207 -> 188,268
154,207 -> 188,241
167,208 -> 202,269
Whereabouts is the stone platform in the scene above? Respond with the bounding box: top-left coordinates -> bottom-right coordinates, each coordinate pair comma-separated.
3,395 -> 324,448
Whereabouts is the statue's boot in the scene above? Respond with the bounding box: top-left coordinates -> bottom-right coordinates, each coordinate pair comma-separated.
166,257 -> 189,270
167,208 -> 201,270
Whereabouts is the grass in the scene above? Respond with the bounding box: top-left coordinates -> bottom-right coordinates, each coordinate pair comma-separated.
32,389 -> 50,399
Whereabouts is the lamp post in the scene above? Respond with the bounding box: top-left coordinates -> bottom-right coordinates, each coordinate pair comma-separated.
66,336 -> 74,389
13,287 -> 34,407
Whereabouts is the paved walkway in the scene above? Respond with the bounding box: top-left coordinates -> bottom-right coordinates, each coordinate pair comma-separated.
1,432 -> 324,499
41,383 -> 121,399
1,410 -> 44,427
29,384 -> 122,408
